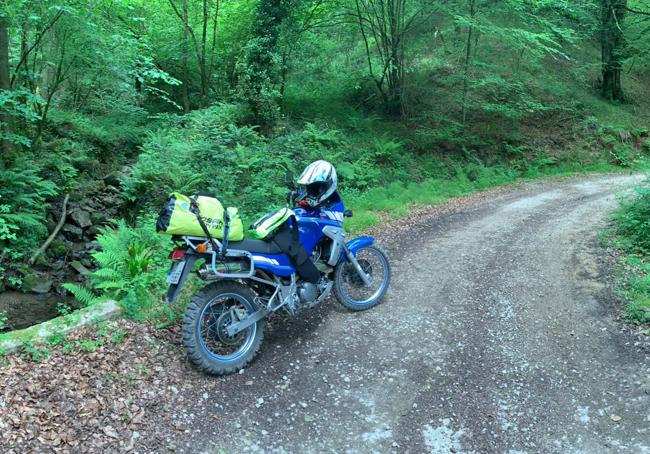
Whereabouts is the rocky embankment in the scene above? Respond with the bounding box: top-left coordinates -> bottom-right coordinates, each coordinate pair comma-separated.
0,173 -> 124,330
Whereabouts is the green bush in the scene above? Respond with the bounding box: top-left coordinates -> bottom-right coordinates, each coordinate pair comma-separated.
63,217 -> 172,321
611,178 -> 650,323
613,180 -> 650,254
0,159 -> 58,254
122,105 -> 423,220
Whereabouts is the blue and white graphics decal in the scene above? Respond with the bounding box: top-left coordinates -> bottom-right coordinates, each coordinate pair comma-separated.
322,210 -> 343,222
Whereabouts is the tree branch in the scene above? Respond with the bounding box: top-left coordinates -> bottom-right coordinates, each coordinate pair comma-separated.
626,6 -> 650,16
28,194 -> 69,266
10,10 -> 64,88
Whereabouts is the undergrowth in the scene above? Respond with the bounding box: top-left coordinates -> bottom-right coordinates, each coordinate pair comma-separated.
609,177 -> 650,324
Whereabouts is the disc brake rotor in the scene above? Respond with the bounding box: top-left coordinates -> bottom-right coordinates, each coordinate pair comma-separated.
344,259 -> 373,287
215,310 -> 246,345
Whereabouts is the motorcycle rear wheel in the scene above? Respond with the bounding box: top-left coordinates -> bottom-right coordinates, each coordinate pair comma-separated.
183,281 -> 264,375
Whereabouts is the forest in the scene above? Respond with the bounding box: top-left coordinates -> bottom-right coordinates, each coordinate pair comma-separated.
1,0 -> 649,328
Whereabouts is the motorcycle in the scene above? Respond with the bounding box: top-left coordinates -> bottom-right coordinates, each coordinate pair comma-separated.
163,173 -> 391,375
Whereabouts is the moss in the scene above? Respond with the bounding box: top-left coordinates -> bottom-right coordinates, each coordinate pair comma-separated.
0,301 -> 122,354
48,239 -> 69,258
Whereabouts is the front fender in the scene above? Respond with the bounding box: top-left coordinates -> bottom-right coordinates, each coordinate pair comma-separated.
341,236 -> 375,261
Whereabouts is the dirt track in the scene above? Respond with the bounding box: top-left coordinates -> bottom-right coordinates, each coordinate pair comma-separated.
163,173 -> 648,453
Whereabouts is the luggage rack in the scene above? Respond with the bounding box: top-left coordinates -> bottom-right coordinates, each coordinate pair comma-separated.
181,235 -> 255,279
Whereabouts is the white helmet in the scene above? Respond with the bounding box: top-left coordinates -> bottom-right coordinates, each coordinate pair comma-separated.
297,160 -> 338,203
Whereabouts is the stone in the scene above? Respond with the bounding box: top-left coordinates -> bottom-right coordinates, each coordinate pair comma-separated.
85,241 -> 101,251
0,300 -> 123,354
70,210 -> 92,229
62,224 -> 83,240
70,260 -> 90,275
23,275 -> 53,294
88,225 -> 103,238
103,172 -> 121,187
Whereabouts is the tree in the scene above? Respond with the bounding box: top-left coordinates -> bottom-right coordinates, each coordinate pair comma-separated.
460,0 -> 477,127
0,13 -> 11,166
238,0 -> 288,129
601,0 -> 627,100
167,0 -> 221,109
353,0 -> 418,117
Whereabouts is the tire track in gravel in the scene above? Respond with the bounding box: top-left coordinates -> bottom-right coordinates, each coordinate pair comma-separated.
172,174 -> 648,454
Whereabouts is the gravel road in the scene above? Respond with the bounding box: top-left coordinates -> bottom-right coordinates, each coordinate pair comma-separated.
173,174 -> 649,454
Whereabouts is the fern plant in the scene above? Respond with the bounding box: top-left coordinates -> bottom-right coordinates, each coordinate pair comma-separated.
0,159 -> 58,248
63,218 -> 169,318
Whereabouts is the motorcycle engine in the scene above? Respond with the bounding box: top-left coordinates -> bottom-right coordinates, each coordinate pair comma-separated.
297,282 -> 319,303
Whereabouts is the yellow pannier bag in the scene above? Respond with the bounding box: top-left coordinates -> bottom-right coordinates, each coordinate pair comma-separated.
156,192 -> 244,241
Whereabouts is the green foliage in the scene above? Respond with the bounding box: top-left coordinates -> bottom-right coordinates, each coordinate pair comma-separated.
0,159 -> 58,288
236,0 -> 287,127
0,160 -> 57,246
63,218 -> 170,320
613,180 -> 650,255
0,88 -> 44,147
0,311 -> 8,331
76,338 -> 102,352
21,340 -> 51,363
610,178 -> 650,324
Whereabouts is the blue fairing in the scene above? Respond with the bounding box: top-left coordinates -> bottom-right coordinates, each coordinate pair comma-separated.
249,191 -> 374,275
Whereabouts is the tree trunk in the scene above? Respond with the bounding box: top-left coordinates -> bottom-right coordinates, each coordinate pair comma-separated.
601,0 -> 627,101
244,0 -> 287,130
354,0 -> 409,117
461,0 -> 477,127
385,0 -> 405,117
0,15 -> 12,167
199,0 -> 209,106
181,0 -> 190,112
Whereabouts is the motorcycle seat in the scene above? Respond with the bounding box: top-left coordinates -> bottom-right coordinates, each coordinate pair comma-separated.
228,238 -> 283,255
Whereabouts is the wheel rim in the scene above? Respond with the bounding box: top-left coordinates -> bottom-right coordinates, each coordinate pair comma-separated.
338,247 -> 389,307
197,293 -> 257,362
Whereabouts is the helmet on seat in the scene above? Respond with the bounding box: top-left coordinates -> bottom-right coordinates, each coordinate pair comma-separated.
297,160 -> 338,204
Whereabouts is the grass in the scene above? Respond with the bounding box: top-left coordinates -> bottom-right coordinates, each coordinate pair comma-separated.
608,178 -> 650,324
344,158 -> 644,233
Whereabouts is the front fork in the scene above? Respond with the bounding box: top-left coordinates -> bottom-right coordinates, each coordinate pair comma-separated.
343,244 -> 372,287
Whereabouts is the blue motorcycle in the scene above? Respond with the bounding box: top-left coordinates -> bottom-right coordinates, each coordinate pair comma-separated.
164,161 -> 390,375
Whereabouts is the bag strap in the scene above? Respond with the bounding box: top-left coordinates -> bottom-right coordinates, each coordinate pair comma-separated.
189,195 -> 220,255
221,209 -> 231,259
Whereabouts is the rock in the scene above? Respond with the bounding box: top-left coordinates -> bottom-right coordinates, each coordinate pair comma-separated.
23,275 -> 53,294
52,260 -> 66,271
72,242 -> 86,253
103,172 -> 121,187
81,258 -> 93,268
85,241 -> 101,251
62,224 -> 83,240
90,209 -> 107,221
48,239 -> 69,258
70,210 -> 92,229
70,260 -> 90,275
87,225 -> 104,238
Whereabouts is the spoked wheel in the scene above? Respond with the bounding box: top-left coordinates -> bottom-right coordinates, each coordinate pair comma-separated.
183,282 -> 264,375
334,245 -> 391,311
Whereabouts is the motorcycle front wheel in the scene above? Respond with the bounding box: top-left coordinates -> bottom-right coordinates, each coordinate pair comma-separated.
183,281 -> 264,375
334,245 -> 391,311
